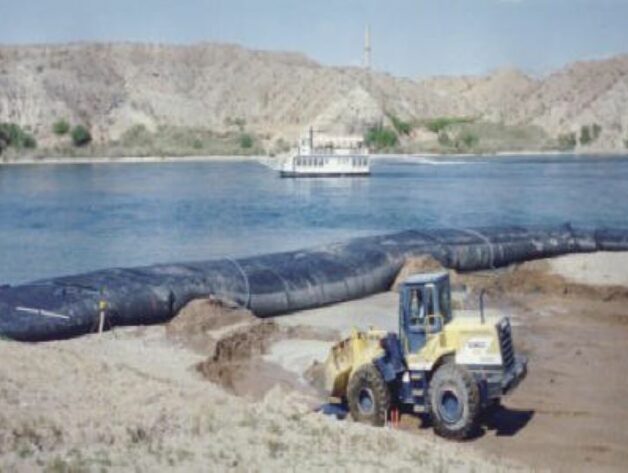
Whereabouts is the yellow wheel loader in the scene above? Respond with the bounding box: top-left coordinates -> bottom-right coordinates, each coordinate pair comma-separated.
323,271 -> 527,440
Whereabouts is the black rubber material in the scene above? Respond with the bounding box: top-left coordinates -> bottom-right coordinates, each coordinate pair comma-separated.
347,363 -> 391,426
428,362 -> 481,440
0,224 -> 627,341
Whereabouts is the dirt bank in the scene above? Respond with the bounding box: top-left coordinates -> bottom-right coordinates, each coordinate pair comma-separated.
0,324 -> 514,472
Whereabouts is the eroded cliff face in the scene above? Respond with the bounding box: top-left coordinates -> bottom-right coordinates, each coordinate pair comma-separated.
0,42 -> 627,150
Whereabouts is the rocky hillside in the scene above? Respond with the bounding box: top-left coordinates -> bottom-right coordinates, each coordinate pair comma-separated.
1,42 -> 627,152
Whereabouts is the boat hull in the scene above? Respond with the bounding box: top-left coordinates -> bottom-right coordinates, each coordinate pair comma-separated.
280,171 -> 370,178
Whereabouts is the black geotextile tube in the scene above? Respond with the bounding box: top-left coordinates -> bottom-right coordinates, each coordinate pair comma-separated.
1,224 -> 627,342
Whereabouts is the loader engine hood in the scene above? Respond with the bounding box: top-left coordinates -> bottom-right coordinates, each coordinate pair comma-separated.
448,311 -> 506,366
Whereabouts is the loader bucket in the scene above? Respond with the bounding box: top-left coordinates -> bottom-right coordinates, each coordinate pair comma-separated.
323,329 -> 387,399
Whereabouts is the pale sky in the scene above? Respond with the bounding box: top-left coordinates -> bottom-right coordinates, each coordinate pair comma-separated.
1,0 -> 628,77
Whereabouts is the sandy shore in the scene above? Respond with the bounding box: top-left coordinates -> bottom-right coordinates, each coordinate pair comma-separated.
2,150 -> 627,167
371,151 -> 628,161
2,252 -> 628,471
0,155 -> 263,166
0,307 -> 517,472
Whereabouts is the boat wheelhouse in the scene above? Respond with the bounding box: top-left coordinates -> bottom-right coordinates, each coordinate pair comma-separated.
280,129 -> 370,178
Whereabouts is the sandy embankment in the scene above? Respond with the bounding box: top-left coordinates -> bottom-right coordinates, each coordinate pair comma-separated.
2,252 -> 628,471
0,300 -> 514,472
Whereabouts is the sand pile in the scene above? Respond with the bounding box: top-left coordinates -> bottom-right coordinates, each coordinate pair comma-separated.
391,255 -> 445,291
165,298 -> 338,398
165,297 -> 259,353
395,254 -> 628,308
454,259 -> 628,307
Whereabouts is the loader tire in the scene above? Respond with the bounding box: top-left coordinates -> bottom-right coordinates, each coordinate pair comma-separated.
347,363 -> 390,427
428,362 -> 480,440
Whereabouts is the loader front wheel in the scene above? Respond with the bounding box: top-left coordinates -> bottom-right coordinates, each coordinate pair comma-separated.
347,363 -> 390,426
428,362 -> 481,440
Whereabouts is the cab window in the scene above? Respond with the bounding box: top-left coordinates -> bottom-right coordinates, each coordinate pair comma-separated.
408,289 -> 425,329
424,285 -> 435,315
439,280 -> 452,322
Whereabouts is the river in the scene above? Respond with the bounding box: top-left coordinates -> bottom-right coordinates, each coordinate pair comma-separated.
1,155 -> 627,285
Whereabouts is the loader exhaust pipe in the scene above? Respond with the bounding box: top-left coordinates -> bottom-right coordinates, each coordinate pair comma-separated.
479,289 -> 486,324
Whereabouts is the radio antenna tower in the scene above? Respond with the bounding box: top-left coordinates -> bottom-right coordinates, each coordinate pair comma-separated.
363,24 -> 371,70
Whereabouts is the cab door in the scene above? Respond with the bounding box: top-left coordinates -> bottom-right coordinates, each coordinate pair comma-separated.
399,285 -> 428,354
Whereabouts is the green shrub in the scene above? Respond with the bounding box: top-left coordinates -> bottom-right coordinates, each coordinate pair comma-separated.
239,133 -> 253,149
71,125 -> 92,147
0,122 -> 37,150
22,134 -> 37,148
424,117 -> 473,133
579,125 -> 592,145
364,125 -> 398,150
273,137 -> 290,154
558,132 -> 577,150
52,119 -> 70,136
120,124 -> 152,147
388,114 -> 412,136
592,123 -> 602,140
438,131 -> 451,146
458,131 -> 479,150
0,127 -> 8,155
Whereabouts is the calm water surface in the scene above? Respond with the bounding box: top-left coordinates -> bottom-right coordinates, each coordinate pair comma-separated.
1,155 -> 627,285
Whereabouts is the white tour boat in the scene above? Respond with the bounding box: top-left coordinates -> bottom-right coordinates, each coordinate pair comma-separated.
280,129 -> 370,178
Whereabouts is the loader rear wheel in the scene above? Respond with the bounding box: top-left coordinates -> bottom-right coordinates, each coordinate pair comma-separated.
428,362 -> 480,440
347,363 -> 390,427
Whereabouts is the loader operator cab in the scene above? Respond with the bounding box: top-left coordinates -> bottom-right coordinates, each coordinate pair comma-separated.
399,272 -> 452,354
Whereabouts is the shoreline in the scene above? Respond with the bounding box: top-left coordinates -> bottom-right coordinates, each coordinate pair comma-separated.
372,150 -> 628,160
2,149 -> 627,166
0,154 -> 263,166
